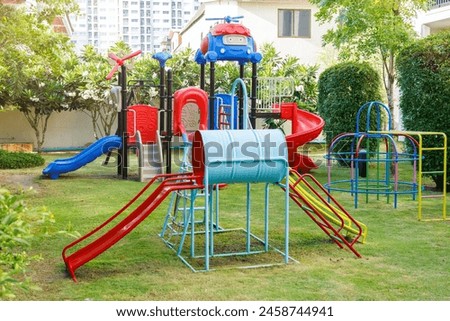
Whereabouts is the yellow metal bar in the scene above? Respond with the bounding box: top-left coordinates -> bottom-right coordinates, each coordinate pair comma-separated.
370,131 -> 447,221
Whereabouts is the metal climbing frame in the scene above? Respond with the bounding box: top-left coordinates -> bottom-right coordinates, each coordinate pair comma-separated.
325,102 -> 421,209
375,131 -> 447,221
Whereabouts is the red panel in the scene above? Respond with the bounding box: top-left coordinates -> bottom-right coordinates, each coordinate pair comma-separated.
211,23 -> 251,37
127,105 -> 158,144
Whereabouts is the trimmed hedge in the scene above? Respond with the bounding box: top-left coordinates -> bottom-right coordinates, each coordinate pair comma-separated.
317,62 -> 382,164
0,150 -> 45,169
397,31 -> 450,189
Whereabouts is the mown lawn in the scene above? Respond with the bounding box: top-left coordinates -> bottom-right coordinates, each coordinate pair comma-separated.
2,152 -> 449,301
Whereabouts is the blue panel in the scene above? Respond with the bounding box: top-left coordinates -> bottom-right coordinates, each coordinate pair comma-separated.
214,94 -> 239,129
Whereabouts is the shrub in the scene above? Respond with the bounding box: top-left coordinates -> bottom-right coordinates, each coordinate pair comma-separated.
397,31 -> 450,190
317,62 -> 382,164
0,189 -> 55,299
0,150 -> 45,169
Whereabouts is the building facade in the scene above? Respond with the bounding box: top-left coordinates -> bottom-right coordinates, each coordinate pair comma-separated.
71,0 -> 200,53
172,0 -> 333,68
415,0 -> 450,36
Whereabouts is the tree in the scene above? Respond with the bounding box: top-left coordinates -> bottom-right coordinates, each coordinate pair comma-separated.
167,47 -> 201,89
317,62 -> 382,165
0,2 -> 79,151
397,31 -> 450,190
309,0 -> 428,129
70,45 -> 120,139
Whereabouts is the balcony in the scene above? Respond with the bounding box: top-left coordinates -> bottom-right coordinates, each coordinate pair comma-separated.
418,1 -> 450,35
430,0 -> 450,9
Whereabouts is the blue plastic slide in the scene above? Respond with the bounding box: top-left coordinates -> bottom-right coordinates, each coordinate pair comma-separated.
42,135 -> 122,179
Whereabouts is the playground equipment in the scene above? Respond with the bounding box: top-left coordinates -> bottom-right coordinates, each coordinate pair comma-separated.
41,135 -> 122,180
42,51 -> 209,181
42,50 -> 146,180
195,16 -> 323,173
195,15 -> 262,131
62,129 -> 365,281
127,104 -> 164,182
44,16 -> 323,180
324,101 -> 447,221
60,16 -> 365,281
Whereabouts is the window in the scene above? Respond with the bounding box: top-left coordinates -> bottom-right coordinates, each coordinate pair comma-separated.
278,9 -> 311,38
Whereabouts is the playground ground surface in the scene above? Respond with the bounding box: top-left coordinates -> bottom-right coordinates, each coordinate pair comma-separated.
2,151 -> 449,301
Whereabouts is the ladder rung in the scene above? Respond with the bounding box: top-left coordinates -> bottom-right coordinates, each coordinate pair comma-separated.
422,147 -> 445,151
177,207 -> 205,211
421,194 -> 444,199
422,171 -> 444,174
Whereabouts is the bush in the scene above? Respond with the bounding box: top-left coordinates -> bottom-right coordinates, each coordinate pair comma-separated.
0,150 -> 45,169
0,189 -> 55,299
397,31 -> 450,190
317,62 -> 382,164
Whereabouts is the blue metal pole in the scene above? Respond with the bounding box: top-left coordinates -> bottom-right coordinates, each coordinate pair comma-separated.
190,189 -> 198,257
284,168 -> 290,263
204,169 -> 210,271
215,184 -> 220,230
246,182 -> 251,253
209,185 -> 214,257
264,183 -> 269,252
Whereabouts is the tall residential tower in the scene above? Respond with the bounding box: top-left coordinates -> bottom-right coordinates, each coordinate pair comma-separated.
71,0 -> 200,53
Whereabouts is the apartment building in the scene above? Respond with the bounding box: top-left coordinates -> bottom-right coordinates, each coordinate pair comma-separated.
71,0 -> 200,53
415,0 -> 450,36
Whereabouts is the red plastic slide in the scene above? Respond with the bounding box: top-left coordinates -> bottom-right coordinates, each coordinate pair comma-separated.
276,102 -> 325,173
62,172 -> 201,282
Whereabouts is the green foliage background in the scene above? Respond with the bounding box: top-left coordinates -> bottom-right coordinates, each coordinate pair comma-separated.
397,30 -> 450,189
0,150 -> 45,169
317,62 -> 382,163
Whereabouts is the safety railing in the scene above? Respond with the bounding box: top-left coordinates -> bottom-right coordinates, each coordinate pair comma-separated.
430,0 -> 450,9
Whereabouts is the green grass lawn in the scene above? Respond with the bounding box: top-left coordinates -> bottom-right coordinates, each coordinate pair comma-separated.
2,151 -> 450,301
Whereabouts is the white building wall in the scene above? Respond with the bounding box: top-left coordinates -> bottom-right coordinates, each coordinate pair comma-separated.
414,3 -> 450,36
0,110 -> 109,150
178,0 -> 333,67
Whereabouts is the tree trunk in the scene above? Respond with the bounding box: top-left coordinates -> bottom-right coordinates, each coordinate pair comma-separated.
22,108 -> 51,152
381,50 -> 396,130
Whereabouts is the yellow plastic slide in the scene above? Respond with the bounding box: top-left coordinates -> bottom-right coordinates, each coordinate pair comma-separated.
288,171 -> 368,244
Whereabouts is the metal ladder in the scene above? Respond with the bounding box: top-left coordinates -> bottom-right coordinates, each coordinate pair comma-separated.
415,132 -> 447,221
160,142 -> 208,252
